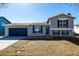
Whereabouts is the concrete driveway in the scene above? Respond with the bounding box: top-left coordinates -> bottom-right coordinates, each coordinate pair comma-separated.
0,36 -> 26,40
0,36 -> 26,50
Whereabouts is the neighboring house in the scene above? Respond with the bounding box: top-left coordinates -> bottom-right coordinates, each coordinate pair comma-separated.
5,13 -> 75,37
0,17 -> 11,35
74,25 -> 79,34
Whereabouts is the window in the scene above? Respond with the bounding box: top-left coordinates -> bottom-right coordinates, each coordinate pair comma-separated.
58,20 -> 68,28
53,30 -> 59,35
59,20 -> 62,27
62,30 -> 68,35
33,26 -> 42,33
63,20 -> 68,27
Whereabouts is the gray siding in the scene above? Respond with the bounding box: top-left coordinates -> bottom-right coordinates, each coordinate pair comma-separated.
28,26 -> 47,36
48,15 -> 74,37
68,18 -> 74,28
49,16 -> 74,28
49,30 -> 74,37
50,18 -> 57,28
5,25 -> 48,36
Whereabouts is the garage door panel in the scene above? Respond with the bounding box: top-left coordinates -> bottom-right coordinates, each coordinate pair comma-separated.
9,28 -> 27,36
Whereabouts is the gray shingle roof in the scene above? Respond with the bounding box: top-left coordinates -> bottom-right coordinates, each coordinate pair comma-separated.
0,17 -> 11,23
5,22 -> 49,27
47,13 -> 76,23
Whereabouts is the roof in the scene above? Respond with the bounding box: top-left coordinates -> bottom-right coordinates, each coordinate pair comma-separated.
47,13 -> 76,23
49,13 -> 75,19
0,17 -> 11,23
5,22 -> 49,27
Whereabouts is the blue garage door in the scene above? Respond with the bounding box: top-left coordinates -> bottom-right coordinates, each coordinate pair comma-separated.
9,28 -> 27,36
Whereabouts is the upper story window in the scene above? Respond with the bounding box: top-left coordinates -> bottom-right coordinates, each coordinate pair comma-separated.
58,20 -> 68,28
33,26 -> 42,33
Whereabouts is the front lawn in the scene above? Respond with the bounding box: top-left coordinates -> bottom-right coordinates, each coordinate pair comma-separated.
0,37 -> 79,56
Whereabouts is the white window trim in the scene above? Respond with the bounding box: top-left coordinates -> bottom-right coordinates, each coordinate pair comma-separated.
50,28 -> 73,31
59,20 -> 68,27
58,18 -> 68,20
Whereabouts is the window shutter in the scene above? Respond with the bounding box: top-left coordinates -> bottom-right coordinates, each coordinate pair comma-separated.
67,31 -> 68,35
67,20 -> 68,27
62,31 -> 63,35
41,26 -> 42,33
33,26 -> 34,33
57,20 -> 59,27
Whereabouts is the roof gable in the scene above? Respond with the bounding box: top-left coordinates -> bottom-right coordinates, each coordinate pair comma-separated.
0,17 -> 11,23
47,13 -> 76,23
49,13 -> 76,19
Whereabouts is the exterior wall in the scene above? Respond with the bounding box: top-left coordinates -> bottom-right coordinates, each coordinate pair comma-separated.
0,27 -> 5,35
28,26 -> 47,36
48,15 -> 74,37
50,18 -> 57,28
50,16 -> 74,28
5,25 -> 74,37
5,26 -> 9,36
5,26 -> 29,36
68,18 -> 74,28
5,25 -> 48,36
49,30 -> 74,37
0,17 -> 11,35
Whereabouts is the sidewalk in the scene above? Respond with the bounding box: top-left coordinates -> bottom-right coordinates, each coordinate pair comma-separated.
0,36 -> 26,50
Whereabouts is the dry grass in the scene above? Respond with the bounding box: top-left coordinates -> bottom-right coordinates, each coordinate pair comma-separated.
0,38 -> 79,56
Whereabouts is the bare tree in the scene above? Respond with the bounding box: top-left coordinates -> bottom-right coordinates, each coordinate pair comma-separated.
64,3 -> 79,13
0,3 -> 8,10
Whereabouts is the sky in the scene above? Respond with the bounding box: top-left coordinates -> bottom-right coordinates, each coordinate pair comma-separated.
0,3 -> 79,24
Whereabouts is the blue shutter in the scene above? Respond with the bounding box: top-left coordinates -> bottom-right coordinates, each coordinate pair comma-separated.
67,20 -> 68,27
41,26 -> 42,33
33,26 -> 34,33
57,20 -> 59,27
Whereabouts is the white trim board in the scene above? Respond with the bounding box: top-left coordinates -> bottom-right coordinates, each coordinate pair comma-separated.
57,18 -> 68,20
50,28 -> 73,30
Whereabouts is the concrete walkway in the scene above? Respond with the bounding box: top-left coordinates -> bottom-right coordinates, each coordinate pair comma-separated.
0,40 -> 19,50
0,37 -> 26,40
0,37 -> 26,50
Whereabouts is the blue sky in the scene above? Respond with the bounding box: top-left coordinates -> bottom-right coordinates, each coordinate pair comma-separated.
0,3 -> 79,24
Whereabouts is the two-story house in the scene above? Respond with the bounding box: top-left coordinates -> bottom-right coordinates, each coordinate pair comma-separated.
0,17 -> 11,35
5,13 -> 75,37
